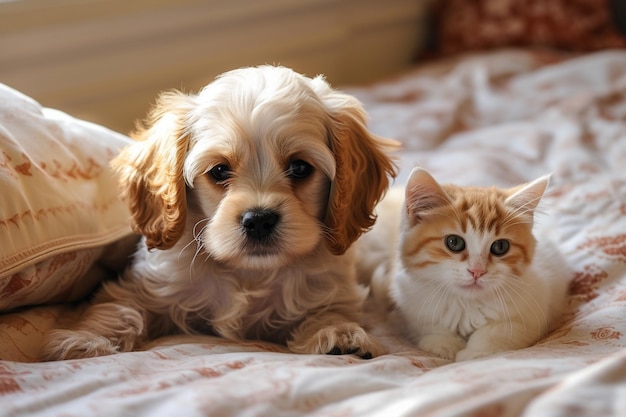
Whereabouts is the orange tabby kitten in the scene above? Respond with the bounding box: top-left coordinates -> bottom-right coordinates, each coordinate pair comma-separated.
370,167 -> 569,361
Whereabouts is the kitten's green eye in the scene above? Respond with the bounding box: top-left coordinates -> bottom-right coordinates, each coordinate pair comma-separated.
490,239 -> 510,256
445,235 -> 466,252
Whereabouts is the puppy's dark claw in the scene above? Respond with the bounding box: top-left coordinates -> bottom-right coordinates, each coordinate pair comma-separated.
328,347 -> 342,355
326,346 -> 373,359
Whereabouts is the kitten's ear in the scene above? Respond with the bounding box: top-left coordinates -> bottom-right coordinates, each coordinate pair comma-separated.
505,175 -> 550,213
405,167 -> 450,224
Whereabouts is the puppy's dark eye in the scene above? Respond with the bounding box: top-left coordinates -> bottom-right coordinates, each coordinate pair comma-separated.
208,164 -> 232,183
287,160 -> 313,179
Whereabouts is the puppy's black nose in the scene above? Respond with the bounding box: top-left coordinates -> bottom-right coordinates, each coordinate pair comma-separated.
241,210 -> 280,240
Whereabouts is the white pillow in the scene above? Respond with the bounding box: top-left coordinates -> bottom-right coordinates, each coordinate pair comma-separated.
0,84 -> 134,311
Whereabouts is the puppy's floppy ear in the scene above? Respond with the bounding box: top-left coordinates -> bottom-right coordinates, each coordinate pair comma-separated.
111,90 -> 195,250
311,77 -> 399,255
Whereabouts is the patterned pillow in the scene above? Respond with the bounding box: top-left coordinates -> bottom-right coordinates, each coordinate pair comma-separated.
434,0 -> 626,54
0,84 -> 135,312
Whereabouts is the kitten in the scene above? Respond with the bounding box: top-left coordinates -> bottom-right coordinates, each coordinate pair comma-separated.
372,167 -> 569,361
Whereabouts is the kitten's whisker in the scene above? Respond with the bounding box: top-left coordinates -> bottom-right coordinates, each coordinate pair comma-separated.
416,276 -> 447,327
429,281 -> 450,328
504,277 -> 544,310
416,275 -> 448,327
498,286 -> 527,338
493,287 -> 514,340
503,278 -> 548,331
501,279 -> 547,337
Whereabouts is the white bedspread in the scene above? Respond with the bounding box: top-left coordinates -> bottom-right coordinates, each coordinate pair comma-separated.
2,49 -> 626,417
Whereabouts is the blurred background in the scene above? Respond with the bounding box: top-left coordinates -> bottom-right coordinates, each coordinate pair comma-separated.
0,0 -> 432,134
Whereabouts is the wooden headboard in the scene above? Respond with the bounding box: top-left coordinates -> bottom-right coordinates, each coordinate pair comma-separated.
0,0 -> 431,134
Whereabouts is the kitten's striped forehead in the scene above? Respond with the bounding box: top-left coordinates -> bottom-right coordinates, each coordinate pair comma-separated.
443,185 -> 510,234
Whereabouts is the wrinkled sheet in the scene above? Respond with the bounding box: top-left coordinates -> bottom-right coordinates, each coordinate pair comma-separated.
2,49 -> 626,417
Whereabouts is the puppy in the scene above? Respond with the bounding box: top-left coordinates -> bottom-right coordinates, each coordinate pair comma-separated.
41,65 -> 398,361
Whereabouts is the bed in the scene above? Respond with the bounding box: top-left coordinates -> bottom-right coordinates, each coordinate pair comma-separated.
2,9 -> 626,417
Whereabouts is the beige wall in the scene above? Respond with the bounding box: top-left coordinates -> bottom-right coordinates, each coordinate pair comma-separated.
0,0 -> 431,134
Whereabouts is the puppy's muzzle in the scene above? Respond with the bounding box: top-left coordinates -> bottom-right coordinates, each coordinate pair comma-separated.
241,209 -> 280,241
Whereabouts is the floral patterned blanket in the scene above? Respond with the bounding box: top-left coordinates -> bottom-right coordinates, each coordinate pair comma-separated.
2,49 -> 626,417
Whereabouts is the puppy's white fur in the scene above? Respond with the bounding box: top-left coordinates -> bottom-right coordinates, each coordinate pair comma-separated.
41,65 -> 398,361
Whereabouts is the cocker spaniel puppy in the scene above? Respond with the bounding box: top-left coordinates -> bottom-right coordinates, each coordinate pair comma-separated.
41,65 -> 398,361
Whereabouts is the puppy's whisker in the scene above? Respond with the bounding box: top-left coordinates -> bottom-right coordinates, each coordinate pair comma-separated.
193,218 -> 210,240
180,218 -> 211,277
179,218 -> 210,259
189,241 -> 207,279
180,237 -> 200,259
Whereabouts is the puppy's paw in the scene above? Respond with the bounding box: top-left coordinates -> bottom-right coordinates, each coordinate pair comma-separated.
455,348 -> 495,362
40,329 -> 121,361
418,333 -> 466,361
290,322 -> 387,359
40,303 -> 144,361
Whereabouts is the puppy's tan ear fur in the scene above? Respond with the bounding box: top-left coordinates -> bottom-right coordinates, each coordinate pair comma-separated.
111,90 -> 194,250
315,82 -> 399,255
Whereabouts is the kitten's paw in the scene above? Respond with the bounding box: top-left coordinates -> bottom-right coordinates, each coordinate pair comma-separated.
289,322 -> 387,359
418,333 -> 466,361
40,329 -> 121,361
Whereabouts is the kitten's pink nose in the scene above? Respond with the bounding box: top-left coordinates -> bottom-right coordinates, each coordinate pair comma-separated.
468,268 -> 487,280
